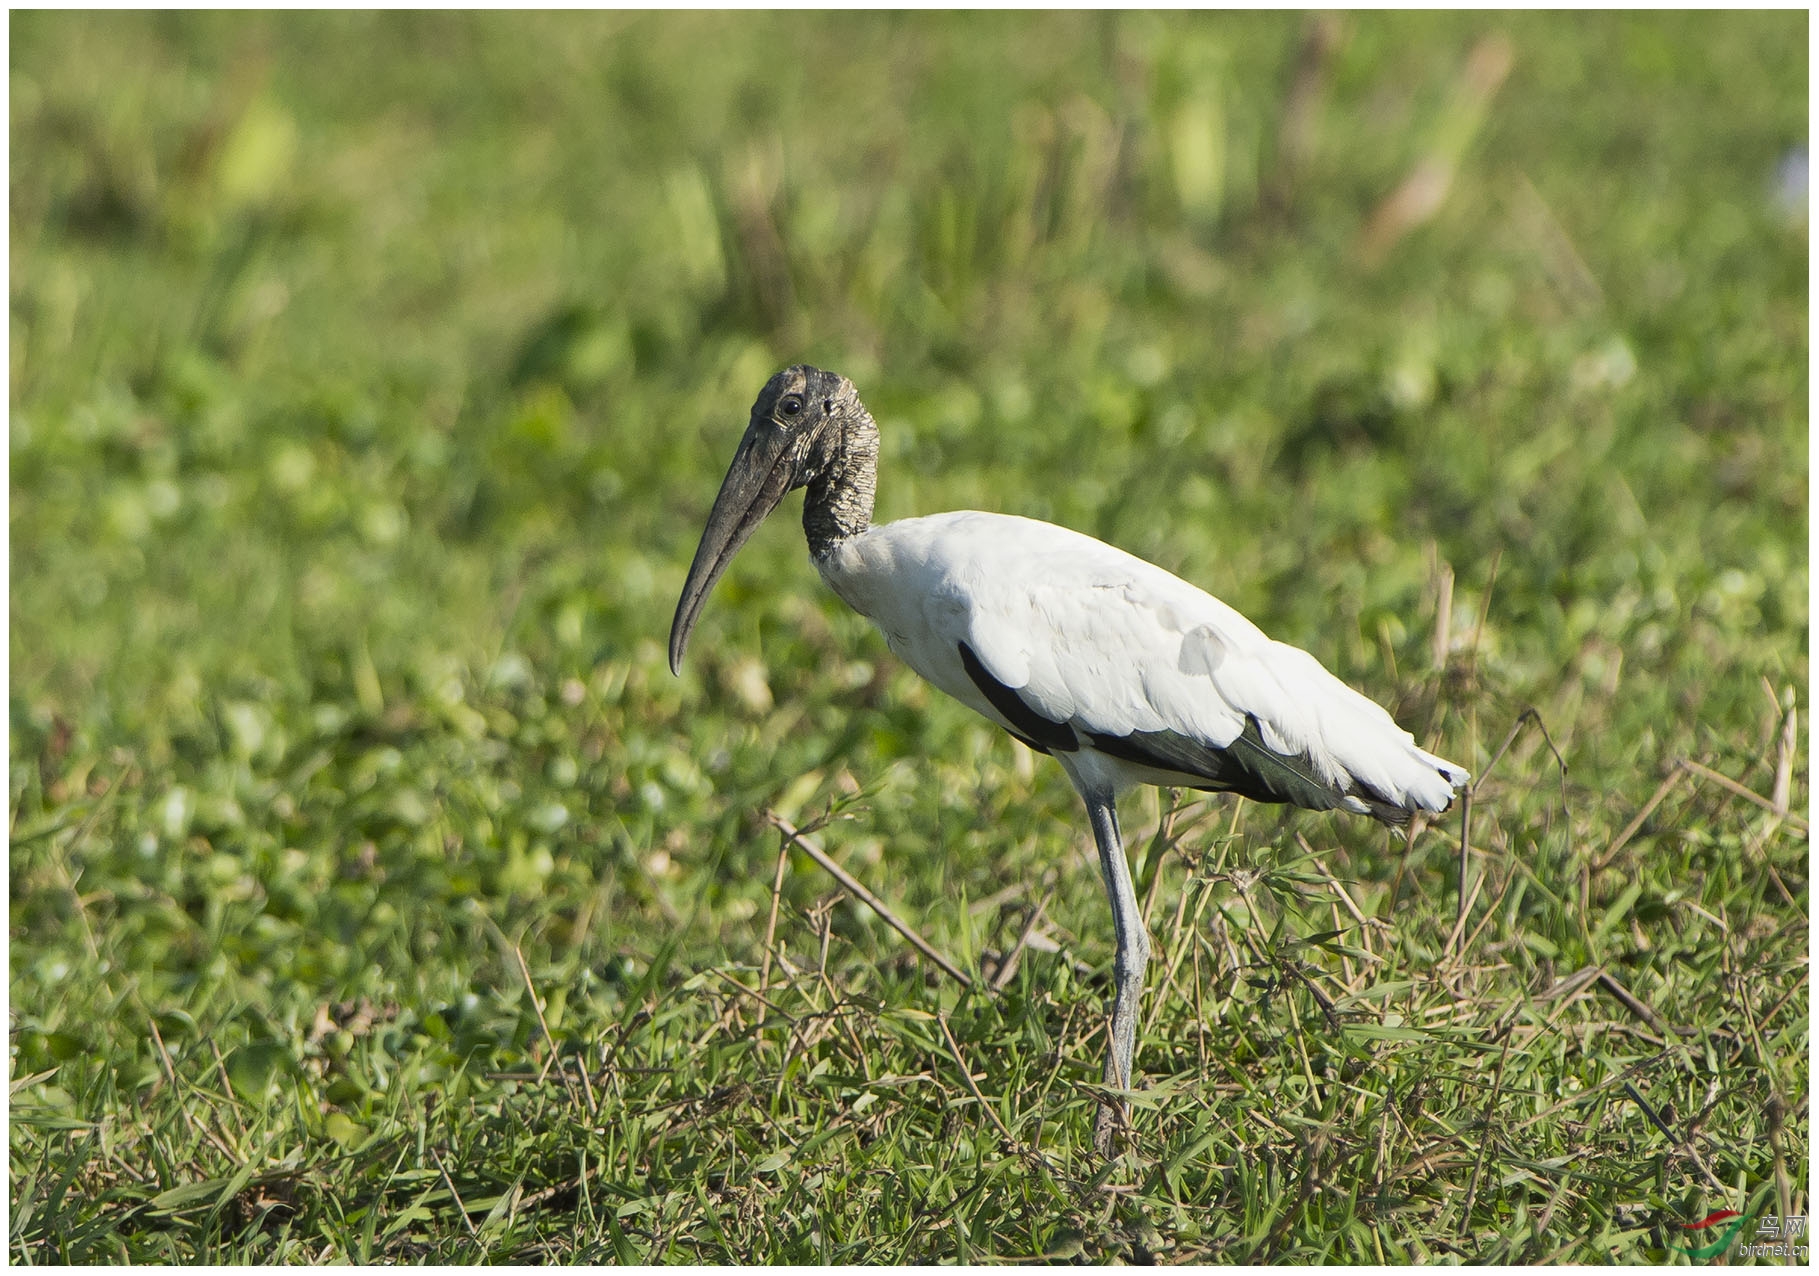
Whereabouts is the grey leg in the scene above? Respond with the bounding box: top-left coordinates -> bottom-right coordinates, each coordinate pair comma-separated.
1085,791 -> 1151,1156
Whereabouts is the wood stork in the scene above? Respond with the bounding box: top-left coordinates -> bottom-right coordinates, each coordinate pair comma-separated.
669,365 -> 1469,1154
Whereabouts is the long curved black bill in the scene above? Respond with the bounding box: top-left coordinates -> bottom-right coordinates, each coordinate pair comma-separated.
668,423 -> 798,675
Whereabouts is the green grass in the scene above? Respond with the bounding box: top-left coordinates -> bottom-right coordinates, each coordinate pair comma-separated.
9,10 -> 1808,1263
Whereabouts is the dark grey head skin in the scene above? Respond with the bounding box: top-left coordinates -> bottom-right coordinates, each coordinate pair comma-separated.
668,365 -> 879,676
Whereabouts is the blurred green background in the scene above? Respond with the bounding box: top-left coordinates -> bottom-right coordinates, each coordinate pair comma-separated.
10,11 -> 1807,1262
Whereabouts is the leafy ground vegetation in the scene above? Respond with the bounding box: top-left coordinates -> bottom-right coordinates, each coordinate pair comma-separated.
9,11 -> 1808,1263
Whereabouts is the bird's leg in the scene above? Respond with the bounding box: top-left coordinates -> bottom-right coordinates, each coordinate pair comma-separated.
1085,791 -> 1150,1157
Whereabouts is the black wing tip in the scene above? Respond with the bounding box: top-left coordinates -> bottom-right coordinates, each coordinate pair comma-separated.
1084,717 -> 1346,814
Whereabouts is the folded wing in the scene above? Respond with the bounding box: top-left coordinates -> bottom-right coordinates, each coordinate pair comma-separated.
923,514 -> 1467,822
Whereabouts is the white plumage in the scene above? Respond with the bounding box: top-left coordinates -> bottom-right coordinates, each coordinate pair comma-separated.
818,510 -> 1467,817
670,365 -> 1469,1155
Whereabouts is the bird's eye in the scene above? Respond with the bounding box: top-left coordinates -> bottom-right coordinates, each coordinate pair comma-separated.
780,395 -> 804,417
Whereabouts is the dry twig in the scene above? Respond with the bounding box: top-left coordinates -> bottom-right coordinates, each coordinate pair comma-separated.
766,812 -> 973,989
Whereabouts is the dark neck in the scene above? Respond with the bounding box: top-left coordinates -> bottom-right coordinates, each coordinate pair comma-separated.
803,407 -> 879,559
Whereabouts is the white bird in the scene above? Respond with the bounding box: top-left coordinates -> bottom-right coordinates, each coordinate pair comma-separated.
669,365 -> 1469,1154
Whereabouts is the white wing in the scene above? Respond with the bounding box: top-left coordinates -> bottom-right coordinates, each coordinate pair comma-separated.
819,511 -> 1467,818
